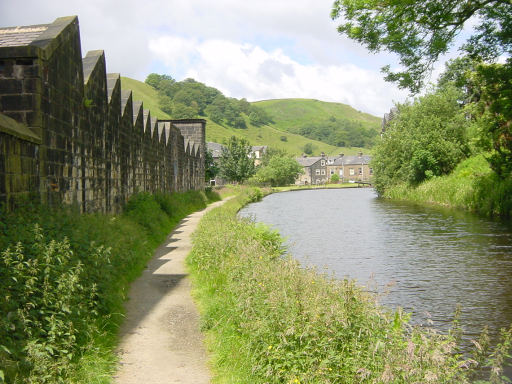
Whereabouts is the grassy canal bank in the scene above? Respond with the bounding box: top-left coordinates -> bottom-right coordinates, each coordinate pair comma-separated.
187,186 -> 512,384
381,156 -> 512,219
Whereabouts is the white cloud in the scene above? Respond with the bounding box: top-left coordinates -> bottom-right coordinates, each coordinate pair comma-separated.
1,0 -> 409,115
149,36 -> 408,116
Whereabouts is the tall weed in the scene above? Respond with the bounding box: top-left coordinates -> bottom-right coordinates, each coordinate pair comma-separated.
384,155 -> 512,218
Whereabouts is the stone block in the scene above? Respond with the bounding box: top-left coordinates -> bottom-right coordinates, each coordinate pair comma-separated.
0,79 -> 23,94
1,94 -> 35,111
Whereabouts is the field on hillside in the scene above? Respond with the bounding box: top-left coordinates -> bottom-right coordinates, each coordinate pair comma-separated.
254,98 -> 381,131
121,77 -> 371,156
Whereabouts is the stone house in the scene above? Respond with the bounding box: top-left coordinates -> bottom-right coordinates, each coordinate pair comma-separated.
295,154 -> 329,185
326,153 -> 372,183
206,142 -> 225,186
249,145 -> 267,166
295,152 -> 372,185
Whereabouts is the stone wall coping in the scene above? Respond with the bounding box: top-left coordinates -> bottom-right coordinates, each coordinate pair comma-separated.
83,50 -> 105,84
0,16 -> 77,59
160,119 -> 207,124
0,112 -> 41,144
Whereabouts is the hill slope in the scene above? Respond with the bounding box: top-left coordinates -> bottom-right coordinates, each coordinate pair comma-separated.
121,77 -> 375,156
255,98 -> 381,147
255,98 -> 380,129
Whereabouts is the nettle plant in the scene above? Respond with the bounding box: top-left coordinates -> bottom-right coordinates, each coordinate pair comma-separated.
0,225 -> 110,383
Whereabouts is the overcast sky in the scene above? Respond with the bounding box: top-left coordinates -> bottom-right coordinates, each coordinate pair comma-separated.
0,0 -> 417,116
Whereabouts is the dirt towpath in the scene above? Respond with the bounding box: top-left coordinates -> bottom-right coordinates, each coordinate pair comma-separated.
114,199 -> 228,384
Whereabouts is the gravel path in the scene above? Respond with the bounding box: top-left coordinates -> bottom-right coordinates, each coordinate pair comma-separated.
114,199 -> 228,384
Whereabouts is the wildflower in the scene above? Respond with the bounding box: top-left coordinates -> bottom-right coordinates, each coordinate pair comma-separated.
268,345 -> 272,350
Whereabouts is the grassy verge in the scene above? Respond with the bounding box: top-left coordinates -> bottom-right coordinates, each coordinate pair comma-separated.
271,183 -> 364,192
187,186 -> 512,383
383,155 -> 512,219
0,189 -> 221,383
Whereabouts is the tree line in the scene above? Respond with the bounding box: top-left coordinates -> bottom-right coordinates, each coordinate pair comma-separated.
145,74 -> 272,128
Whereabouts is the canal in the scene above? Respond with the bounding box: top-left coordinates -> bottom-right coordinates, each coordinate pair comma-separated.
239,188 -> 512,368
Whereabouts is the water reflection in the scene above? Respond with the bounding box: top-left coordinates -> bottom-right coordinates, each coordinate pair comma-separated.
239,188 -> 512,346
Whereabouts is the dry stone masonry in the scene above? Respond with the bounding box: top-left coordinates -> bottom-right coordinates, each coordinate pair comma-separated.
0,16 -> 205,212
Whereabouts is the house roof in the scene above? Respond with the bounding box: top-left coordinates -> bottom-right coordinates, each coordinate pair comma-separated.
332,154 -> 371,165
251,145 -> 267,152
295,156 -> 323,167
207,142 -> 225,158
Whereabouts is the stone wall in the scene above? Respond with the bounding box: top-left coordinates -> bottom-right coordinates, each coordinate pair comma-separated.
0,16 -> 205,211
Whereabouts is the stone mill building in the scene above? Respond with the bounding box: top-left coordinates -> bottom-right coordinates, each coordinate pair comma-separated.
0,16 -> 206,212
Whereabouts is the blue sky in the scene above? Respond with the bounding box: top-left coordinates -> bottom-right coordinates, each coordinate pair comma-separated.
0,0 -> 432,116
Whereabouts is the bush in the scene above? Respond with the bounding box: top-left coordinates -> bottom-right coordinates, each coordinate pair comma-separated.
373,86 -> 470,195
252,156 -> 303,187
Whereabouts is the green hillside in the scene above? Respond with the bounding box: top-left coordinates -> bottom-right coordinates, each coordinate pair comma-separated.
121,77 -> 374,156
255,98 -> 381,148
121,77 -> 171,119
254,98 -> 380,129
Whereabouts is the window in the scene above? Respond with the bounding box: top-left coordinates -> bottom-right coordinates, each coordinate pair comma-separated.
349,168 -> 355,176
321,170 -> 326,175
339,169 -> 343,176
330,170 -> 334,175
316,169 -> 321,175
359,167 -> 362,175
320,160 -> 325,166
370,168 -> 373,175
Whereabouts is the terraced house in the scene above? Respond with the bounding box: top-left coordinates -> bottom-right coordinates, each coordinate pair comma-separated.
295,152 -> 372,185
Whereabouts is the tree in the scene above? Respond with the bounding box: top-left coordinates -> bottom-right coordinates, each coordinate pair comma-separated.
303,143 -> 314,155
248,106 -> 273,126
253,156 -> 303,186
145,73 -> 175,89
331,0 -> 512,93
172,102 -> 198,119
205,150 -> 219,182
330,174 -> 340,183
372,86 -> 471,194
470,63 -> 512,177
219,136 -> 256,183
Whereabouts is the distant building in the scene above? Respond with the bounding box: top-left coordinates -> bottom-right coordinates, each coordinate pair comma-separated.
327,153 -> 372,183
295,152 -> 372,185
295,153 -> 329,185
206,142 -> 226,186
249,145 -> 268,166
206,142 -> 268,185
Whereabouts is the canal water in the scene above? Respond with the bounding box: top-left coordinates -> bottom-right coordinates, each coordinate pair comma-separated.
239,188 -> 512,358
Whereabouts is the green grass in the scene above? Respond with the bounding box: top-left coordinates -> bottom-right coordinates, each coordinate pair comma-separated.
0,190 -> 221,383
121,77 -> 171,119
271,183 -> 363,192
119,78 -> 371,156
187,187 -> 511,384
254,98 -> 380,131
383,155 -> 512,218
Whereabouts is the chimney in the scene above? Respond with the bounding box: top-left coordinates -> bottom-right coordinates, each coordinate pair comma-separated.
358,152 -> 363,157
339,153 -> 344,158
321,152 -> 325,157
